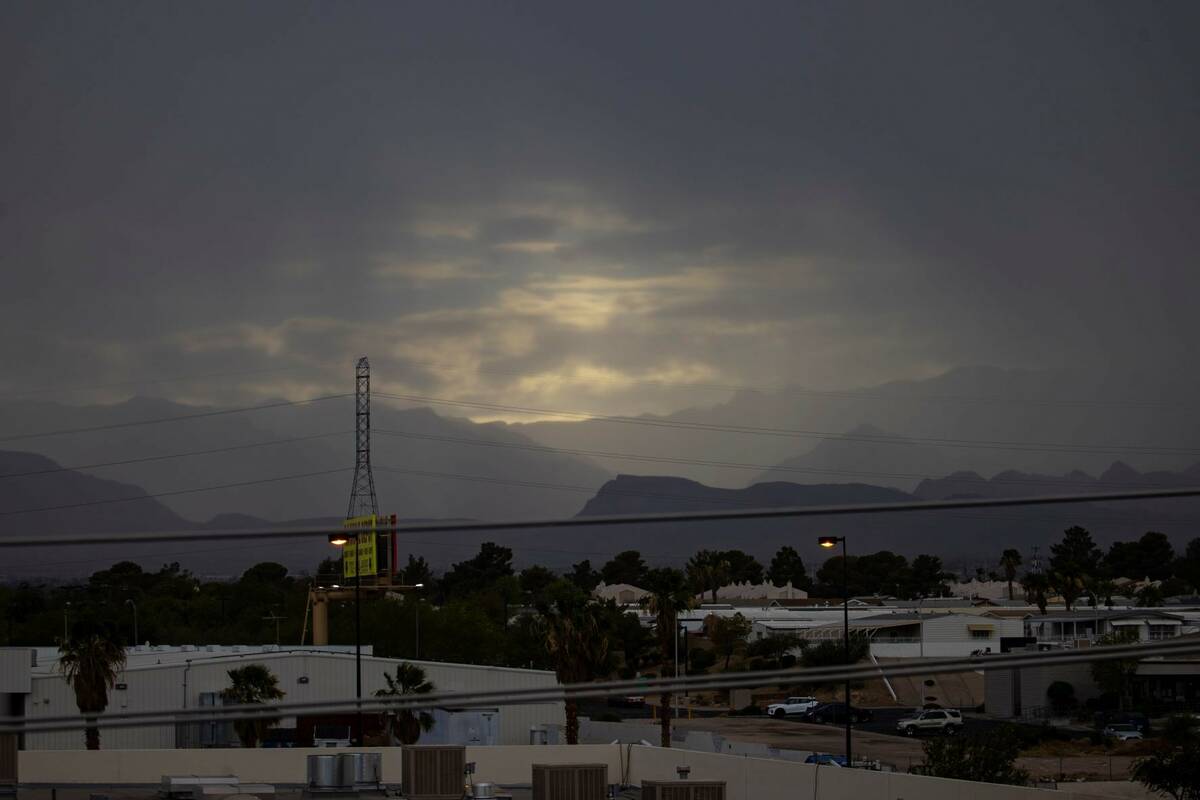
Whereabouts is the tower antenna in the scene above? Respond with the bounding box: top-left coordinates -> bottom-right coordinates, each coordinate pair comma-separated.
346,356 -> 379,518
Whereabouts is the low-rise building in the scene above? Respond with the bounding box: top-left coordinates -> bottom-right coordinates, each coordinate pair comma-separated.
1,645 -> 563,750
1024,609 -> 1187,643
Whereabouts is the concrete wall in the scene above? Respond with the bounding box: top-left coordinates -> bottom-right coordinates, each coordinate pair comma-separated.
16,744 -> 1122,799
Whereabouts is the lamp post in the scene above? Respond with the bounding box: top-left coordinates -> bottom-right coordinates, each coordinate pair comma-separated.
412,584 -> 424,659
125,599 -> 138,646
328,532 -> 361,746
819,535 -> 851,768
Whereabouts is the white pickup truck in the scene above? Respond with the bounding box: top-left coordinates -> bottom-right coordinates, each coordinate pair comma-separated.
767,696 -> 820,718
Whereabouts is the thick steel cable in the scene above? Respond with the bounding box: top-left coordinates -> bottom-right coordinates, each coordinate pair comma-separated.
4,484 -> 1200,548
4,637 -> 1198,735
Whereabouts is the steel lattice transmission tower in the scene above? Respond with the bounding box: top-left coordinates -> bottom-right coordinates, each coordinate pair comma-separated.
346,356 -> 379,519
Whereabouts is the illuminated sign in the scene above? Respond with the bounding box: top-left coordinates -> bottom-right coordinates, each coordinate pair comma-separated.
342,514 -> 377,578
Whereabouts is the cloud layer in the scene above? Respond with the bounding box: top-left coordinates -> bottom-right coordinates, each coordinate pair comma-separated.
3,2 -> 1198,417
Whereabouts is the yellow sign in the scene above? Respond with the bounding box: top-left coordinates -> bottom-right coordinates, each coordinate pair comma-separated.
342,515 -> 377,578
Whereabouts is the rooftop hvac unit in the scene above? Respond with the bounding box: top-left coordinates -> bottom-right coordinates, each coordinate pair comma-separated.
401,745 -> 465,800
641,781 -> 727,800
531,763 -> 608,800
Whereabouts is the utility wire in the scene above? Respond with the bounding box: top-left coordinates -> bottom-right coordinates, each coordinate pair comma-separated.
0,362 -> 343,400
4,638 -> 1198,735
375,427 -> 1199,491
0,468 -> 351,517
0,431 -> 348,479
377,392 -> 1200,458
373,464 -> 1200,528
0,393 -> 352,444
402,358 -> 1183,409
3,484 -> 1200,548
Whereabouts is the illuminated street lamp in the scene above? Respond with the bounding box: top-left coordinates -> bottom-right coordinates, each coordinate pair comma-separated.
818,535 -> 852,767
328,531 -> 363,746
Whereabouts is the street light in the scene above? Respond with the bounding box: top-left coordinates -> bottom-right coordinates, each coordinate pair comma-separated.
412,584 -> 425,659
818,535 -> 852,768
125,599 -> 138,646
328,531 -> 363,746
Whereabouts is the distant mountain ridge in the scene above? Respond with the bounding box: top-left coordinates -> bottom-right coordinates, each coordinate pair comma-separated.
514,365 -> 1200,487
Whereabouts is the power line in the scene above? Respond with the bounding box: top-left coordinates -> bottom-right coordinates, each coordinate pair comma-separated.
0,431 -> 348,479
376,392 -> 1200,458
0,362 -> 343,400
0,468 -> 351,517
4,484 -> 1200,548
403,358 -> 1182,410
0,393 -> 352,445
375,427 -> 1199,491
373,463 -> 1200,529
4,638 -> 1199,735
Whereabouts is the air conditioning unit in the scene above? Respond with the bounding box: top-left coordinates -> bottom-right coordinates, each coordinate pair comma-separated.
531,763 -> 608,800
641,781 -> 727,800
401,745 -> 466,800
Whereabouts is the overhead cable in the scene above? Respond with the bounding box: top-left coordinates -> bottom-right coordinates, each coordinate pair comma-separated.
3,637 -> 1197,735
0,393 -> 351,444
376,392 -> 1200,457
3,484 -> 1200,548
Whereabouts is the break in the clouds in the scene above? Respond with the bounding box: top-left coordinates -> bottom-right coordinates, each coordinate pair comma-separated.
2,1 -> 1199,415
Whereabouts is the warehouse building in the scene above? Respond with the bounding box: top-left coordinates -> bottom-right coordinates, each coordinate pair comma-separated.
1,646 -> 563,750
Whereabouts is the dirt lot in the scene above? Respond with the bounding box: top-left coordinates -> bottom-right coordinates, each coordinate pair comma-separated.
671,716 -> 1144,780
672,715 -> 926,768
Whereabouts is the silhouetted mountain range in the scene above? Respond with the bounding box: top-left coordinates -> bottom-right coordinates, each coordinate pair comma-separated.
6,446 -> 1199,579
0,397 -> 611,524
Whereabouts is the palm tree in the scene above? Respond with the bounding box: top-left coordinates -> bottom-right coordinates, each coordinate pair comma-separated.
641,567 -> 694,748
1000,549 -> 1022,601
1021,572 -> 1050,615
538,588 -> 614,744
221,664 -> 285,747
686,551 -> 731,604
375,662 -> 436,745
59,634 -> 127,750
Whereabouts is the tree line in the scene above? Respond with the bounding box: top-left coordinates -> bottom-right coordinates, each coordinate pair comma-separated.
1013,528 -> 1200,612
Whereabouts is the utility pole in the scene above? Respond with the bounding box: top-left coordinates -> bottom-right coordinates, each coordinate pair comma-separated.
263,606 -> 284,646
345,357 -> 378,749
125,599 -> 138,646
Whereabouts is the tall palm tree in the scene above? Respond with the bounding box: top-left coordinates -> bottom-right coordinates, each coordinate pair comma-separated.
686,551 -> 731,604
539,588 -> 613,744
1000,550 -> 1022,601
59,634 -> 127,750
641,567 -> 694,748
375,662 -> 436,745
221,664 -> 285,748
1021,572 -> 1050,615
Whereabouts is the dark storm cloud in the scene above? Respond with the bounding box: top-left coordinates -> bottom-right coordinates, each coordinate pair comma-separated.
2,1 -> 1198,411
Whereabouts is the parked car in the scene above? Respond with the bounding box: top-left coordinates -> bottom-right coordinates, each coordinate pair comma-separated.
803,753 -> 847,767
1102,724 -> 1144,742
607,694 -> 647,708
803,702 -> 873,724
1109,712 -> 1150,734
767,696 -> 820,718
896,709 -> 962,736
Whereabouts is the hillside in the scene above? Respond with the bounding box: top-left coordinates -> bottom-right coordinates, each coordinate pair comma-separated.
0,397 -> 612,523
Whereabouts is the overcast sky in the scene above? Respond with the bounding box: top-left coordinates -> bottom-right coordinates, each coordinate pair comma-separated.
3,1 -> 1198,417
